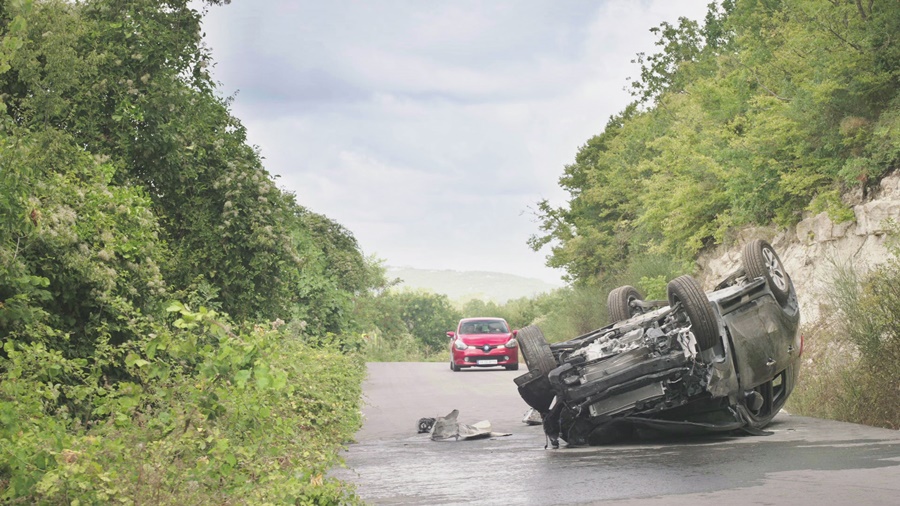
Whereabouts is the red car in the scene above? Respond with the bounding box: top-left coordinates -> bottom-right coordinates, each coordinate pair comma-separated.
448,317 -> 519,371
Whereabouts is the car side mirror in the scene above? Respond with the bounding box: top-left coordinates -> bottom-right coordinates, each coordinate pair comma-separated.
512,329 -> 518,337
447,331 -> 456,338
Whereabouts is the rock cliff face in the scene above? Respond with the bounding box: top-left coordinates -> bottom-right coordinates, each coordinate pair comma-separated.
698,172 -> 900,324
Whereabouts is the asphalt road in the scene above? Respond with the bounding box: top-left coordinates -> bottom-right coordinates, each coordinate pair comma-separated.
333,362 -> 900,505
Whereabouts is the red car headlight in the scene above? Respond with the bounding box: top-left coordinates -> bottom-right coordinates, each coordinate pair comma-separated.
504,338 -> 518,348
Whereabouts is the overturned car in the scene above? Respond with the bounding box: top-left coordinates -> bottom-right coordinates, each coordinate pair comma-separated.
515,240 -> 801,447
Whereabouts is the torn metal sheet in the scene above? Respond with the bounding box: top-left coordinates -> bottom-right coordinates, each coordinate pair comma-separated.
522,407 -> 542,425
429,409 -> 511,441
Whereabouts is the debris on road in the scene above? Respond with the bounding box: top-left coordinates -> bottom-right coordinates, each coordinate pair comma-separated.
428,409 -> 511,441
522,408 -> 542,425
417,417 -> 436,433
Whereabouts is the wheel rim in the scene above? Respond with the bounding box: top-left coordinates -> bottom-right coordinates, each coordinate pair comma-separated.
763,247 -> 788,291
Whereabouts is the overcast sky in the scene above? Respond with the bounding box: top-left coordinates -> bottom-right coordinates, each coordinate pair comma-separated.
199,0 -> 710,285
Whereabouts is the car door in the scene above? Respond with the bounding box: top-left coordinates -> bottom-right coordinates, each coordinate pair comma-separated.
724,294 -> 801,390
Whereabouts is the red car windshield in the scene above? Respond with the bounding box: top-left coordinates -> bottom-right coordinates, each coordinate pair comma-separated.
460,320 -> 509,335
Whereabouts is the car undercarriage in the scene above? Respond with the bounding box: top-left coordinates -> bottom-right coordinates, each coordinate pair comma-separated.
515,240 -> 801,447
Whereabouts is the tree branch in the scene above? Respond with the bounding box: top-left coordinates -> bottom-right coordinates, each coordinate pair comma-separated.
854,0 -> 867,21
738,62 -> 792,102
12,236 -> 21,264
815,17 -> 865,52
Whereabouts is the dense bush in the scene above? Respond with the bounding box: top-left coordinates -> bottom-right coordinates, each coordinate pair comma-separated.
1,1 -> 375,502
0,128 -> 167,360
0,304 -> 365,504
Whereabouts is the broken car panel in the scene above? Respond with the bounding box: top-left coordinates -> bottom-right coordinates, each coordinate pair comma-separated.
515,240 -> 801,447
427,409 -> 511,441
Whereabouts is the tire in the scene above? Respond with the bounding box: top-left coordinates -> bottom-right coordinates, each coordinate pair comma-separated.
516,326 -> 557,411
450,358 -> 461,372
607,285 -> 644,323
517,326 -> 556,376
742,239 -> 792,305
505,363 -> 519,371
667,275 -> 719,351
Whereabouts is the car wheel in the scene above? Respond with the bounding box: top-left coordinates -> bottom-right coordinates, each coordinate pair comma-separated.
505,363 -> 519,371
518,326 -> 556,375
450,358 -> 461,372
516,325 -> 557,411
667,275 -> 719,351
742,239 -> 792,305
607,285 -> 644,323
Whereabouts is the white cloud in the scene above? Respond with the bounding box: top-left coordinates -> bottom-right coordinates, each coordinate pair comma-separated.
200,0 -> 711,284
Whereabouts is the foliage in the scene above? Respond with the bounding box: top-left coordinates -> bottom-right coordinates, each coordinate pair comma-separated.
0,304 -> 365,504
461,296 -> 542,332
489,296 -> 545,331
0,0 -> 376,331
532,0 -> 900,284
358,289 -> 461,353
1,0 -> 377,502
1,127 -> 166,365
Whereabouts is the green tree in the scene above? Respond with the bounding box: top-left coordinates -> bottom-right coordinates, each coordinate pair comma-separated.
533,0 -> 900,285
1,2 -> 373,502
1,0 -> 379,333
365,290 -> 461,351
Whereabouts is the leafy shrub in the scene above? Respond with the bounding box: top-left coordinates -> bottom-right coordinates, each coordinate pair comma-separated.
1,2 -> 375,503
0,128 -> 167,363
0,304 -> 366,504
617,254 -> 691,300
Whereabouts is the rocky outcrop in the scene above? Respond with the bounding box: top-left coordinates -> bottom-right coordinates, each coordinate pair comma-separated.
698,172 -> 900,324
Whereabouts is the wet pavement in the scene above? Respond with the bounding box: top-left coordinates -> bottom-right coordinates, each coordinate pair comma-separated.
333,362 -> 900,505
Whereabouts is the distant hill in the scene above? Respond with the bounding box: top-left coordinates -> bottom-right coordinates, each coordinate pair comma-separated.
386,266 -> 563,303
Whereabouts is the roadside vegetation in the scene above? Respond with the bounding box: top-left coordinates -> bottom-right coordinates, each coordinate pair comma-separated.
0,1 -> 374,503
